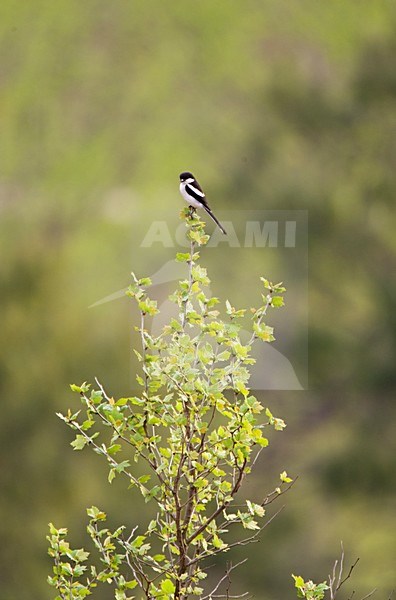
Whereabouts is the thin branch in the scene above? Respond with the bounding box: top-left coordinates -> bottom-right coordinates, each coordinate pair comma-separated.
247,292 -> 273,347
201,559 -> 248,600
337,541 -> 345,590
329,543 -> 378,600
250,446 -> 264,470
226,505 -> 285,548
329,542 -> 359,600
338,558 -> 360,590
185,505 -> 285,573
359,590 -> 377,600
180,232 -> 195,329
212,594 -> 251,599
261,476 -> 297,507
186,458 -> 247,545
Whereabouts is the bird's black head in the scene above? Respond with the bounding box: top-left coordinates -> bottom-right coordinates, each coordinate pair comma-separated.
179,171 -> 194,182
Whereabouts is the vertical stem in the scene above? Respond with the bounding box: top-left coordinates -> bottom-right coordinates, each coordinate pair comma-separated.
140,311 -> 150,439
181,235 -> 195,329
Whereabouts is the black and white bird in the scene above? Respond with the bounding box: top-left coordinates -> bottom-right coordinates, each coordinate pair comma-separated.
179,171 -> 227,235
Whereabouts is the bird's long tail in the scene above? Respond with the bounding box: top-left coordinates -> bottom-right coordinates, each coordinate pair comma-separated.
204,207 -> 227,235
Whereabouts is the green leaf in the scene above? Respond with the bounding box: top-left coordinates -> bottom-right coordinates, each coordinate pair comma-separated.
143,485 -> 161,502
238,511 -> 260,530
192,587 -> 204,595
131,535 -> 146,549
153,554 -> 165,562
232,342 -> 250,360
253,322 -> 275,342
70,382 -> 90,394
271,295 -> 284,308
81,419 -> 95,431
260,277 -> 272,290
161,579 -> 175,594
125,580 -> 138,589
176,252 -> 191,262
87,506 -> 106,520
138,474 -> 151,484
48,522 -> 60,536
273,282 -> 286,293
138,298 -> 159,316
252,429 -> 269,447
139,277 -> 152,287
70,548 -> 90,562
280,470 -> 293,483
266,407 -> 287,430
88,392 -> 101,406
108,444 -> 122,455
293,575 -> 305,588
71,435 -> 88,451
246,499 -> 265,517
115,460 -> 130,473
147,520 -> 157,533
212,534 -> 226,549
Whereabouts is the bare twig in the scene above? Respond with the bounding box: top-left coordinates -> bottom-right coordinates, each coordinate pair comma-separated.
180,234 -> 195,329
261,476 -> 297,507
201,559 -> 248,600
359,590 -> 377,600
329,542 -> 359,600
339,557 -> 360,590
329,543 -> 378,600
337,541 -> 345,590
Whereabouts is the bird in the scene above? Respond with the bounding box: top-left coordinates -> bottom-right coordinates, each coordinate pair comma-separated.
179,171 -> 227,235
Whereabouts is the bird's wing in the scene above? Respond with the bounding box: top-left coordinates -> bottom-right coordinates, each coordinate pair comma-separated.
185,182 -> 210,208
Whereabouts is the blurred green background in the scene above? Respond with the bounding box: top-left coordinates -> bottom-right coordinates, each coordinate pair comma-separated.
1,1 -> 396,598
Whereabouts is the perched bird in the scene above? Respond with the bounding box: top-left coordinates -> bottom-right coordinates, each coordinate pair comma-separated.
179,171 -> 227,235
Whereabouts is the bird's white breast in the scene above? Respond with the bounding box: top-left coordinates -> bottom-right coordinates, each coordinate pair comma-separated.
179,182 -> 203,209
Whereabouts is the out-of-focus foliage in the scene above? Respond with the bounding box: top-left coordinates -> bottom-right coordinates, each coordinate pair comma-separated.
1,1 -> 395,599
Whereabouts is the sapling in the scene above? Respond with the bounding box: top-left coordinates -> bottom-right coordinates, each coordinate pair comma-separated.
47,208 -> 293,600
